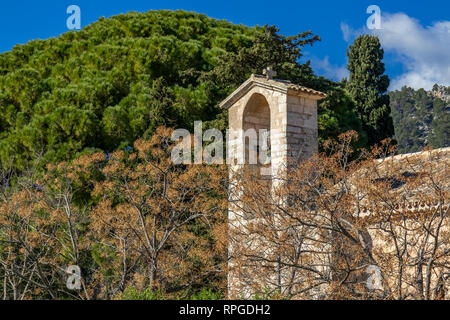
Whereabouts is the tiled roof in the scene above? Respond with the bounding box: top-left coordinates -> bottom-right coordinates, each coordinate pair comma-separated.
219,74 -> 327,109
251,74 -> 327,97
350,147 -> 450,219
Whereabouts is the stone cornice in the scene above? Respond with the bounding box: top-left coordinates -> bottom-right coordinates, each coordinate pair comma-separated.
219,74 -> 327,109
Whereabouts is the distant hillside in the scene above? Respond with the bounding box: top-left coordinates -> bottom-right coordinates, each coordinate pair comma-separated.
390,85 -> 450,153
0,10 -> 264,169
0,10 -> 335,171
430,84 -> 450,103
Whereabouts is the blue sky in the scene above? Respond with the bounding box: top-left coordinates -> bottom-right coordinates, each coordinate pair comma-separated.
0,1 -> 449,90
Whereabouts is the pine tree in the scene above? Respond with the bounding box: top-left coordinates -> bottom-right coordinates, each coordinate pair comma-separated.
390,86 -> 449,153
429,97 -> 450,148
346,35 -> 394,146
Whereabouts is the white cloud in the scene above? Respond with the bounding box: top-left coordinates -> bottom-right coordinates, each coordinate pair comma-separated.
340,13 -> 450,90
310,55 -> 349,81
373,13 -> 450,90
340,22 -> 352,42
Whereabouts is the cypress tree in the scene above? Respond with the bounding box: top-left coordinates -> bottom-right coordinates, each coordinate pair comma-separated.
346,35 -> 394,146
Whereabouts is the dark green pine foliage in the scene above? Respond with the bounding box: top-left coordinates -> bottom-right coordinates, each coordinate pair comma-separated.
429,98 -> 450,149
390,85 -> 449,153
318,86 -> 368,150
0,9 -> 367,170
0,10 -> 263,169
208,25 -> 324,90
346,35 -> 394,147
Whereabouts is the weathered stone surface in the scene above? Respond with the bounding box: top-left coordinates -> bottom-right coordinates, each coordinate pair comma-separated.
221,73 -> 326,299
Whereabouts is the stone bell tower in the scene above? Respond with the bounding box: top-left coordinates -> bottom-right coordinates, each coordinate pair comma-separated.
220,68 -> 326,298
220,68 -> 326,176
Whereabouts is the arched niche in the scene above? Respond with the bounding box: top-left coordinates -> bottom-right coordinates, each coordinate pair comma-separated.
242,93 -> 271,167
241,93 -> 272,220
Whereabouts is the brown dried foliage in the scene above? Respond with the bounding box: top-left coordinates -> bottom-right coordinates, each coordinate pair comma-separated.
229,131 -> 449,299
